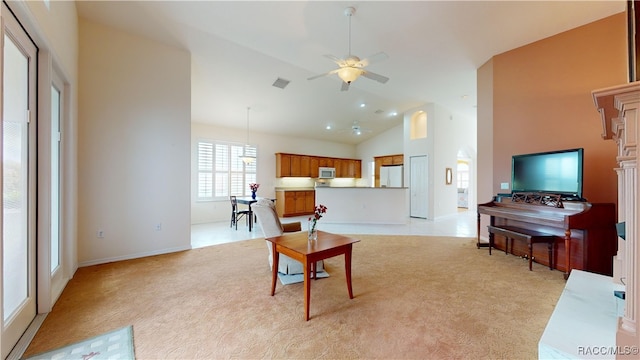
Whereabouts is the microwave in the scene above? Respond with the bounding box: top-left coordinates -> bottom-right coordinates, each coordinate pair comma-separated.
318,167 -> 336,179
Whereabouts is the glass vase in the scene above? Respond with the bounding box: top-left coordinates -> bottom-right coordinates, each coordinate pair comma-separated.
251,191 -> 256,199
308,219 -> 318,242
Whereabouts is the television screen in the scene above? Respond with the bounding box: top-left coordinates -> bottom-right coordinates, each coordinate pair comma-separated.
511,148 -> 584,200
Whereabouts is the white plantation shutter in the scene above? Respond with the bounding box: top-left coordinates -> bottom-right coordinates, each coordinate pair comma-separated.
197,140 -> 257,200
230,145 -> 244,195
197,142 -> 213,198
215,144 -> 230,197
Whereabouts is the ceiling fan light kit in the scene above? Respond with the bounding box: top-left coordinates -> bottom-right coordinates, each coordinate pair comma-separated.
307,6 -> 389,90
338,66 -> 363,84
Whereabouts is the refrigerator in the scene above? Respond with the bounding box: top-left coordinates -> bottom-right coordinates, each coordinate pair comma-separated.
380,165 -> 403,187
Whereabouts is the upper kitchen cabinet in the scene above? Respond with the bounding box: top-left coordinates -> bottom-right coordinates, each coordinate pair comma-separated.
290,155 -> 311,177
276,153 -> 291,177
275,153 -> 361,178
310,157 -> 319,178
339,159 -> 360,178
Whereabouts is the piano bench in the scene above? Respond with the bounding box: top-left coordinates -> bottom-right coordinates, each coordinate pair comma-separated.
487,225 -> 556,271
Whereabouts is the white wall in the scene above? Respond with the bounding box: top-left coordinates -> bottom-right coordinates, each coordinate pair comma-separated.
191,122 -> 357,224
405,104 -> 435,219
404,103 -> 477,220
78,19 -> 191,266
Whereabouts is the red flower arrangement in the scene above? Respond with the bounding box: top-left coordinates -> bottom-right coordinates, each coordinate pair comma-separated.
308,204 -> 327,234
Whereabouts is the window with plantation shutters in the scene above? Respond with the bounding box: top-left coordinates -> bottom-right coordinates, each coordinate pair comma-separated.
197,140 -> 257,200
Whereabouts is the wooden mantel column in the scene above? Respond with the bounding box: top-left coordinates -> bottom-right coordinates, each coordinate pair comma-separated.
592,81 -> 640,356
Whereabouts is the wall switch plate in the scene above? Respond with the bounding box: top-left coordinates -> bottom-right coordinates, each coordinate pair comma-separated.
500,182 -> 509,190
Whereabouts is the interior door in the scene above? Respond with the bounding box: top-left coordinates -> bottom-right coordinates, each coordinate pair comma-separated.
2,3 -> 38,358
410,155 -> 428,218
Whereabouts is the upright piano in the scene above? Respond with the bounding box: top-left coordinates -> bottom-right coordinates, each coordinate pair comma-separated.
477,193 -> 617,279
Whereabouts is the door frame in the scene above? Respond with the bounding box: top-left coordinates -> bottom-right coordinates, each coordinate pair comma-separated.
409,155 -> 428,219
1,2 -> 38,357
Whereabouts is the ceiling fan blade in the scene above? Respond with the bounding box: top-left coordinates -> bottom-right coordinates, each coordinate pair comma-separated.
341,81 -> 350,91
323,54 -> 347,67
307,68 -> 339,81
357,52 -> 389,67
361,70 -> 389,84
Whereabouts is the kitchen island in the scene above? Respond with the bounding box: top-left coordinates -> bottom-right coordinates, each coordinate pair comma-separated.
315,187 -> 408,224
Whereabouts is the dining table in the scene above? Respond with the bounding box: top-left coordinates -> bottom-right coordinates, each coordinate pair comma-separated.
235,196 -> 275,232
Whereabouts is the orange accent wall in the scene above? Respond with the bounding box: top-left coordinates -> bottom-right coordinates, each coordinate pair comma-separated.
490,13 -> 627,204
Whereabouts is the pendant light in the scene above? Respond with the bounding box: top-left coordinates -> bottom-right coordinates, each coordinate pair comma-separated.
239,107 -> 256,164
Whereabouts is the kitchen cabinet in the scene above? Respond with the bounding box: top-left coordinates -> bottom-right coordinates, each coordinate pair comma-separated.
334,159 -> 342,177
341,159 -> 359,178
287,154 -> 313,177
300,156 -> 311,177
275,153 -> 361,178
276,153 -> 291,177
290,155 -> 301,176
275,190 -> 316,217
310,157 -> 319,178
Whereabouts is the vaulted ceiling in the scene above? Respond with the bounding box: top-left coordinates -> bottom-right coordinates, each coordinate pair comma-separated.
76,1 -> 625,144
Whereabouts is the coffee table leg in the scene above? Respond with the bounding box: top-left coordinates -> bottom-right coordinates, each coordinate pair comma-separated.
304,258 -> 311,321
345,245 -> 354,299
270,245 -> 279,296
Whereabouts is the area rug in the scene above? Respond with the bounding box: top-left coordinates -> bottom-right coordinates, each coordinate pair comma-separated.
278,270 -> 329,285
24,235 -> 567,359
23,325 -> 134,360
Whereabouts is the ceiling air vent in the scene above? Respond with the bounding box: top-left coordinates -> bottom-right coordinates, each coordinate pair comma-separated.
374,109 -> 384,115
272,77 -> 290,89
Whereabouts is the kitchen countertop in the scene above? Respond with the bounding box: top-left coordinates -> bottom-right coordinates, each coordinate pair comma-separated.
315,186 -> 408,189
274,187 -> 315,191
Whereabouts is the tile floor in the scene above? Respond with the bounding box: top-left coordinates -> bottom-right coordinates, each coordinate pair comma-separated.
191,208 -> 477,248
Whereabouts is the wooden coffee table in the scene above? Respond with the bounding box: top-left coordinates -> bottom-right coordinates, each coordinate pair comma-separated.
266,230 -> 360,321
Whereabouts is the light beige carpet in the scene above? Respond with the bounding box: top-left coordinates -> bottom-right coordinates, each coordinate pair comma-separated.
23,235 -> 565,359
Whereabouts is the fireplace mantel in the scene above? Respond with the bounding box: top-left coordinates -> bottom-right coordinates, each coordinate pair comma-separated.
592,81 -> 639,357
593,81 -> 640,140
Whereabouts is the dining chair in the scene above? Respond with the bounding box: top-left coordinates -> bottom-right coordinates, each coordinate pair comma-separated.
230,196 -> 250,230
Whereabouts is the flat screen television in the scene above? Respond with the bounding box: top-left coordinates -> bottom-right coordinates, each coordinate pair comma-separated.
511,148 -> 584,201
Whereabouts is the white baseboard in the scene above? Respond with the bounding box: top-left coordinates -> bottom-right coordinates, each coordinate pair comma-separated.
78,245 -> 192,267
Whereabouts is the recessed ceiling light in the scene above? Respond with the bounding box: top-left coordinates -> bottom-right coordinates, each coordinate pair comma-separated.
360,103 -> 366,108
325,124 -> 332,130
461,95 -> 468,99
390,111 -> 398,116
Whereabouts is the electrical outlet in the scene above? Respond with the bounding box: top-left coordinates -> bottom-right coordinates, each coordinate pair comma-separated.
500,182 -> 509,190
97,230 -> 104,238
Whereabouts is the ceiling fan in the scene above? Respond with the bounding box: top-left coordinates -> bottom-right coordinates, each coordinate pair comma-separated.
338,121 -> 373,136
307,6 -> 390,91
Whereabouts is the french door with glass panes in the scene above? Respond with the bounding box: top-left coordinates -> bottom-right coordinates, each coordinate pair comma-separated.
1,2 -> 38,358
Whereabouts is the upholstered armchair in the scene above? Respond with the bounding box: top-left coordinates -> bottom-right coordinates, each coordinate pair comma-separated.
252,198 -> 323,275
